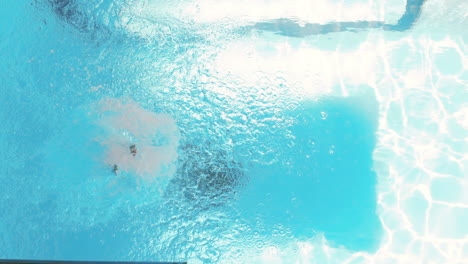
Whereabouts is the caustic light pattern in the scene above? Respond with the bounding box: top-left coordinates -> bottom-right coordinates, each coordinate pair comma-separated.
0,0 -> 467,263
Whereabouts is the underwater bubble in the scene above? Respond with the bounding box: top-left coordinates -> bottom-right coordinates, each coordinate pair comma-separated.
320,111 -> 328,120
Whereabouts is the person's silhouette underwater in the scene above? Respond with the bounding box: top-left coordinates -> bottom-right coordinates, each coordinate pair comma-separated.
112,144 -> 138,175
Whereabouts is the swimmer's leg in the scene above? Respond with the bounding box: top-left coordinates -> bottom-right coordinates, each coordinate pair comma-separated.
112,164 -> 119,175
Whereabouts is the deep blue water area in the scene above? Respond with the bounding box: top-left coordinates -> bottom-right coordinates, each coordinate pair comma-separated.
238,95 -> 382,252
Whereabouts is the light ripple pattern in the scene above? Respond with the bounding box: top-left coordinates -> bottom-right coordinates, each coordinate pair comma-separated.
0,0 -> 466,263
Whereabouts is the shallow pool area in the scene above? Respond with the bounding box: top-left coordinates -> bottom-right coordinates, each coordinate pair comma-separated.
0,0 -> 467,263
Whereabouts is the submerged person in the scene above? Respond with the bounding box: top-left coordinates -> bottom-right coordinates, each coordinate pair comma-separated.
112,144 -> 138,174
130,144 -> 137,157
112,164 -> 119,175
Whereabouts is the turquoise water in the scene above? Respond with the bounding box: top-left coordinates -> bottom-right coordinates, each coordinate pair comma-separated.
1,0 -> 466,263
238,96 -> 381,252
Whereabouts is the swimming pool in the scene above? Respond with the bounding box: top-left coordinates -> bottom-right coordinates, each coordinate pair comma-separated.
0,0 -> 466,263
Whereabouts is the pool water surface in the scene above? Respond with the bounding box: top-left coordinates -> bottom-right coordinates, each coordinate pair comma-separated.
0,0 -> 466,263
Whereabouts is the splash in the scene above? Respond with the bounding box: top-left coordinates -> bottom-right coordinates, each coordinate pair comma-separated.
39,97 -> 180,229
95,97 -> 180,181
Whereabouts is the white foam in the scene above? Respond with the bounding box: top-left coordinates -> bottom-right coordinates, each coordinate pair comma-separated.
95,98 -> 180,181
